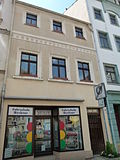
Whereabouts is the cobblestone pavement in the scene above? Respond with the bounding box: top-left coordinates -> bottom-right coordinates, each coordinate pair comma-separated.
88,155 -> 120,160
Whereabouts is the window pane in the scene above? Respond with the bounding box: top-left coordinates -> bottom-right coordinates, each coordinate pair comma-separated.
22,54 -> 29,60
106,72 -> 112,82
52,66 -> 58,78
115,37 -> 120,52
4,117 -> 33,159
83,63 -> 88,69
52,58 -> 58,65
32,19 -> 37,26
59,116 -> 83,151
59,59 -> 65,65
84,70 -> 90,80
53,117 -> 59,150
30,55 -> 37,62
21,62 -> 28,74
78,62 -> 82,68
30,63 -> 37,75
99,32 -> 110,48
78,70 -> 84,80
26,18 -> 31,25
60,67 -> 66,78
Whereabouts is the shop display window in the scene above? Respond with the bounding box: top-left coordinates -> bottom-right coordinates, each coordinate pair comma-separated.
4,107 -> 33,159
59,116 -> 82,151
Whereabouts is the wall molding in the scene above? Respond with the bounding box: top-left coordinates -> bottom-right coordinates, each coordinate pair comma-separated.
12,30 -> 96,54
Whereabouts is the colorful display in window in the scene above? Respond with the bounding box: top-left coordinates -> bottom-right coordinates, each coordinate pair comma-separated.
4,107 -> 33,159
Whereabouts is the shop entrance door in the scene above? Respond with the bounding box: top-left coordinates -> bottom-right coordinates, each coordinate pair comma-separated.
34,117 -> 52,157
87,109 -> 105,154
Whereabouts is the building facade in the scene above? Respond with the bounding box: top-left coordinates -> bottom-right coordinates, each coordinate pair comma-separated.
65,0 -> 120,153
0,0 -> 13,130
0,0 -> 108,160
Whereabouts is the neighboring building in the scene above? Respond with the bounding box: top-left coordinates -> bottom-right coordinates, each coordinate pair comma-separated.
65,0 -> 120,153
0,0 -> 12,126
0,1 -> 108,160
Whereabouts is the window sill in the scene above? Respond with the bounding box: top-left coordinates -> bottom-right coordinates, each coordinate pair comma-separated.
76,81 -> 96,86
52,30 -> 64,34
48,78 -> 74,84
100,47 -> 112,50
76,36 -> 86,40
13,75 -> 43,81
24,23 -> 39,28
107,82 -> 120,86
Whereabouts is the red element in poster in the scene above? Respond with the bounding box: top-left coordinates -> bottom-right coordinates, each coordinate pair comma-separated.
27,122 -> 32,131
60,120 -> 64,130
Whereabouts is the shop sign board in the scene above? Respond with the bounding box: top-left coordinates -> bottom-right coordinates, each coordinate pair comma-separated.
35,110 -> 51,116
8,107 -> 33,116
94,83 -> 106,100
59,108 -> 79,115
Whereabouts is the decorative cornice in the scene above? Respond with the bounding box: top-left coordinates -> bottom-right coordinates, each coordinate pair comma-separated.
12,31 -> 96,54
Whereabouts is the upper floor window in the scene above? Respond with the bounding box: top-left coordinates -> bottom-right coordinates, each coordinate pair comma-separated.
53,21 -> 62,33
104,65 -> 118,83
78,62 -> 91,81
20,52 -> 37,77
75,27 -> 84,39
115,36 -> 120,52
94,8 -> 104,21
26,13 -> 37,27
52,57 -> 67,79
98,32 -> 111,49
109,14 -> 118,25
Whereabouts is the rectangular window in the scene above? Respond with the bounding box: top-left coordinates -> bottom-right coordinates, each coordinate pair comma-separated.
78,62 -> 91,81
20,52 -> 37,77
53,21 -> 62,33
4,107 -> 33,159
98,32 -> 111,49
26,13 -> 37,26
115,36 -> 120,52
109,14 -> 118,25
94,8 -> 103,21
104,65 -> 117,83
75,27 -> 84,39
58,108 -> 83,151
52,57 -> 67,79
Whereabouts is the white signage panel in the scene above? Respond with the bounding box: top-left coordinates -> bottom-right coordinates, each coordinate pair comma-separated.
8,107 -> 33,116
35,110 -> 51,116
59,108 -> 79,115
94,83 -> 106,100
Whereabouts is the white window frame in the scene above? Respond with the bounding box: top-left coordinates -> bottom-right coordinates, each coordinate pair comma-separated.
15,49 -> 41,79
50,18 -> 66,34
49,55 -> 71,81
75,59 -> 95,83
73,25 -> 87,40
23,11 -> 40,28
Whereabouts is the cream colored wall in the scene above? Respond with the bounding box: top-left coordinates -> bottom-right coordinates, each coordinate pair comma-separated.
13,2 -> 94,49
5,38 -> 100,107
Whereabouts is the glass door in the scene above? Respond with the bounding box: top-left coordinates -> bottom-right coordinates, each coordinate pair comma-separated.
34,117 -> 52,156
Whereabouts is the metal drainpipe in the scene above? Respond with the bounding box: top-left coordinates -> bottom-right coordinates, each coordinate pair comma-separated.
0,0 -> 15,133
86,0 -> 109,142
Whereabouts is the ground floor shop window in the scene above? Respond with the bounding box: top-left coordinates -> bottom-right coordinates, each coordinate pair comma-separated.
54,108 -> 83,151
4,107 -> 33,159
4,106 -> 83,159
